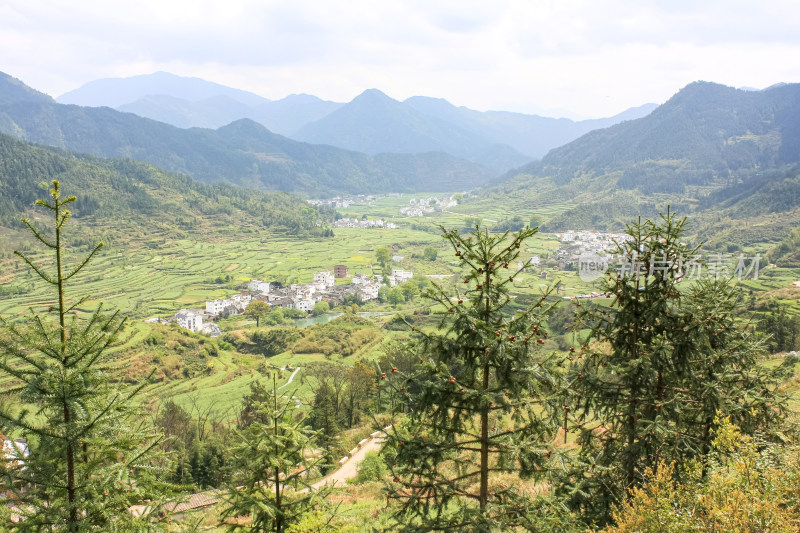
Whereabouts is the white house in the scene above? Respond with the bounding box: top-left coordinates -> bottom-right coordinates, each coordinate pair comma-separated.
313,271 -> 335,288
230,293 -> 252,309
205,299 -> 226,316
294,299 -> 315,312
390,269 -> 413,286
248,279 -> 270,294
352,273 -> 371,286
175,309 -> 204,332
359,284 -> 380,301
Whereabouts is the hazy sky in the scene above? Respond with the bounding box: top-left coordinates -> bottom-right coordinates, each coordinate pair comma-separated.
2,0 -> 799,118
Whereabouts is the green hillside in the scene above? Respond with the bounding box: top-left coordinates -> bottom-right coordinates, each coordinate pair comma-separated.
0,73 -> 495,195
0,132 -> 332,241
478,82 -> 800,249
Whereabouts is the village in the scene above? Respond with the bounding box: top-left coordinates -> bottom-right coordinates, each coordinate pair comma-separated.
555,230 -> 632,265
332,217 -> 399,229
399,195 -> 459,217
162,265 -> 414,336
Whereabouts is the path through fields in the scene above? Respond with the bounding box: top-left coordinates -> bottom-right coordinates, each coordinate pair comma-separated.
311,433 -> 385,489
278,366 -> 301,390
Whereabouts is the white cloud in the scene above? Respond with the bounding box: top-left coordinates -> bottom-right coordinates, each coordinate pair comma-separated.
1,0 -> 799,116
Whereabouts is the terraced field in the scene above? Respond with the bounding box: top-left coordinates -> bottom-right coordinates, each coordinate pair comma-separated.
4,198 -> 797,419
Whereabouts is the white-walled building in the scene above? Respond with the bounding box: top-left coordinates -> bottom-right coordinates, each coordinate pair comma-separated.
359,284 -> 380,301
248,279 -> 270,294
390,269 -> 414,286
313,271 -> 335,288
294,299 -> 315,312
230,293 -> 252,307
175,309 -> 204,332
206,299 -> 226,316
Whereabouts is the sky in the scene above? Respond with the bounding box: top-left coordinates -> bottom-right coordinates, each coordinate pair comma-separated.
2,0 -> 800,118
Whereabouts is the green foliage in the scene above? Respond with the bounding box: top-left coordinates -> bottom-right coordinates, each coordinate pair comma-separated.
250,328 -> 300,357
262,307 -> 287,326
308,379 -> 342,467
759,303 -> 800,353
154,397 -> 234,489
383,224 -> 564,531
563,209 -> 789,524
0,133 -> 333,237
399,281 -> 419,302
353,451 -> 387,484
603,417 -> 800,532
375,247 -> 391,269
378,282 -> 404,305
305,361 -> 378,433
291,318 -> 380,357
119,324 -> 220,384
245,300 -> 272,327
491,215 -> 527,233
221,377 -> 330,532
285,510 -> 344,533
767,221 -> 800,266
0,181 -> 171,531
312,301 -> 330,316
422,246 -> 438,261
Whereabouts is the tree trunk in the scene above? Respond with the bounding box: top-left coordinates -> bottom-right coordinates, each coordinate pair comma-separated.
480,361 -> 489,511
56,199 -> 78,530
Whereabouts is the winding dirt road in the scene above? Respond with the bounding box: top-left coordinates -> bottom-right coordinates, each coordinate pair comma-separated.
311,434 -> 386,489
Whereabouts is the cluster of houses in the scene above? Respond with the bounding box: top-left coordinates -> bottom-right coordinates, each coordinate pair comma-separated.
399,195 -> 458,217
332,217 -> 398,229
306,194 -> 379,209
146,311 -> 221,337
555,230 -> 631,266
160,266 -> 413,334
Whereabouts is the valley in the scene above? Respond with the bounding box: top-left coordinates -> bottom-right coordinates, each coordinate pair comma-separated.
2,70 -> 800,531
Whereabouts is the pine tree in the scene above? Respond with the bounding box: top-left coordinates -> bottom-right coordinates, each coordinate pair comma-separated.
562,210 -> 788,524
221,377 -> 330,532
0,181 -> 170,531
382,225 -> 567,532
676,276 -> 787,472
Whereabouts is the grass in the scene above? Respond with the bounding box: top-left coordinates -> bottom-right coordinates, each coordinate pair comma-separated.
3,195 -> 799,432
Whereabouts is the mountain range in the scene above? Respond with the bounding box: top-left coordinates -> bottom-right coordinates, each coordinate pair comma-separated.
0,131 -> 332,239
0,72 -> 494,195
55,72 -> 657,172
5,70 -> 800,253
482,81 -> 800,248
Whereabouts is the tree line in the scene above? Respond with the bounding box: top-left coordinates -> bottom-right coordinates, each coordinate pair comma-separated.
0,183 -> 797,531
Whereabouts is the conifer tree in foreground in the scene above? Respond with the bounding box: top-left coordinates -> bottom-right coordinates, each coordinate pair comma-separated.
383,225 -> 571,532
221,377 -> 330,532
0,181 -> 170,531
561,209 -> 788,524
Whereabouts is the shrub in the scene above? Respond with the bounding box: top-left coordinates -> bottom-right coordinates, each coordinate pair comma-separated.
354,451 -> 387,484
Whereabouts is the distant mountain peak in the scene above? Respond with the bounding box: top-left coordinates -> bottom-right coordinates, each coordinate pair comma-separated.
0,71 -> 54,105
353,88 -> 395,102
57,72 -> 270,108
764,82 -> 789,91
217,117 -> 272,135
